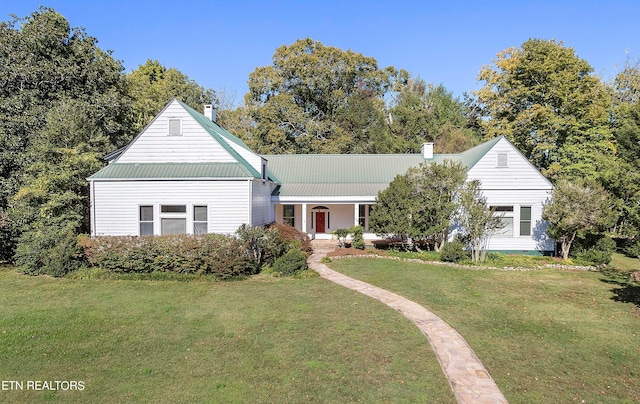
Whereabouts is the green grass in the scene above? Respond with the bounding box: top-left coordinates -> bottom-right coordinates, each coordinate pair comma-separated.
327,257 -> 640,403
610,252 -> 640,272
0,265 -> 454,403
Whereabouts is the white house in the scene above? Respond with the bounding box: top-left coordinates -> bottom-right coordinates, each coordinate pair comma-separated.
88,98 -> 555,254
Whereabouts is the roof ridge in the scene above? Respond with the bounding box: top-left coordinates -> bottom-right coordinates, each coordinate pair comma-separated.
176,99 -> 261,178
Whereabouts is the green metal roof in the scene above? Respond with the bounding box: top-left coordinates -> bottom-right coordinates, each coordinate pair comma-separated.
263,137 -> 503,197
88,162 -> 254,180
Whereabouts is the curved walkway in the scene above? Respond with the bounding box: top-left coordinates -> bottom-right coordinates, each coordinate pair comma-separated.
308,242 -> 507,404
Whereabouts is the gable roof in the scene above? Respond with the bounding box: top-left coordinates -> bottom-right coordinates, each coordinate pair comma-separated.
90,98 -> 262,180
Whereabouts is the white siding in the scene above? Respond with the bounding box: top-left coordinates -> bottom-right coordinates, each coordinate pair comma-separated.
251,180 -> 275,226
92,180 -> 250,236
467,137 -> 551,190
481,189 -> 554,252
116,100 -> 235,163
226,141 -> 264,176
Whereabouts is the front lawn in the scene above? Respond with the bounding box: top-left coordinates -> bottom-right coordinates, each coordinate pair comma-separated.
327,257 -> 640,403
0,265 -> 454,403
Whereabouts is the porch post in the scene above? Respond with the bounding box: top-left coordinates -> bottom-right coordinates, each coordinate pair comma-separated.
354,203 -> 359,226
301,203 -> 307,233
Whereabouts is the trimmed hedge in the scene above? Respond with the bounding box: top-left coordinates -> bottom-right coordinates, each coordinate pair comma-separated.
78,234 -> 254,279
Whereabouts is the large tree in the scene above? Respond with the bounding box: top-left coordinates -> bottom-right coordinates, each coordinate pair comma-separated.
0,8 -> 130,268
388,80 -> 478,153
475,39 -> 615,180
245,38 -> 400,154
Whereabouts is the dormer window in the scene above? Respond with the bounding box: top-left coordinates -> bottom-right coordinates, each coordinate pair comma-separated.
168,118 -> 182,136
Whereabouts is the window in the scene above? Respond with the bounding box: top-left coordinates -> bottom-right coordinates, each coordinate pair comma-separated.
139,206 -> 154,236
520,206 -> 532,236
496,152 -> 508,167
359,205 -> 371,229
283,205 -> 295,227
161,205 -> 186,213
491,205 -> 514,236
168,118 -> 182,136
161,218 -> 186,234
194,205 -> 208,235
160,204 -> 186,235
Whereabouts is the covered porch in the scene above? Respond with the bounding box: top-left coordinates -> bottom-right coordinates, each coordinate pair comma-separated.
273,202 -> 378,240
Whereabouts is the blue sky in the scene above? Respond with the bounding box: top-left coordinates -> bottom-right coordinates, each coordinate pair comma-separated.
1,1 -> 638,106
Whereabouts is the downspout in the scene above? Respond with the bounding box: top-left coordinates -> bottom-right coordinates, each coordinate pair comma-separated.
247,179 -> 253,226
89,180 -> 96,237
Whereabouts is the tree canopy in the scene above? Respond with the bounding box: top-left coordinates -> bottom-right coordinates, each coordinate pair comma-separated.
475,39 -> 615,180
126,59 -> 217,134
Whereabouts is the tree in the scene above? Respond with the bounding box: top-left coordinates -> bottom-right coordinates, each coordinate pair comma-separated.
475,39 -> 615,180
542,179 -> 616,260
369,174 -> 414,243
406,160 -> 467,250
455,180 -> 503,262
245,38 -> 401,154
126,59 -> 217,134
369,160 -> 467,251
0,7 -> 129,269
389,80 -> 478,153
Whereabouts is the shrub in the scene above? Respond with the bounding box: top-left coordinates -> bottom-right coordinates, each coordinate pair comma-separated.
15,225 -> 83,277
572,234 -> 616,265
332,228 -> 350,248
439,240 -> 468,263
268,222 -> 312,253
272,248 -> 308,276
624,240 -> 640,259
349,225 -> 365,250
78,234 -> 254,279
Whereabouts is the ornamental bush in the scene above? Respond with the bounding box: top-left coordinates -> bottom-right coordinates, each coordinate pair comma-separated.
272,248 -> 308,276
571,234 -> 616,265
78,234 -> 254,279
439,240 -> 468,263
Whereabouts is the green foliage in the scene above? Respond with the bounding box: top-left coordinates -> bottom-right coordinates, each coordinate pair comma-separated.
78,234 -> 254,279
475,38 -> 614,180
370,160 -> 467,249
571,235 -> 616,265
272,248 -> 308,276
624,240 -> 640,259
439,240 -> 468,263
389,80 -> 478,153
332,228 -> 351,248
0,7 -> 130,262
126,59 -> 217,134
542,179 -> 616,259
15,227 -> 83,277
349,225 -> 365,250
245,38 -> 402,154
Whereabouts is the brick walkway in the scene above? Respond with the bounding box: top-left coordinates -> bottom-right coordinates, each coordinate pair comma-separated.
308,241 -> 507,404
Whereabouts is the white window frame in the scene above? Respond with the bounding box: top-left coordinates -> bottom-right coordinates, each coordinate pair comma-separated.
160,204 -> 187,235
491,206 -> 514,237
193,205 -> 208,235
283,205 -> 295,227
139,205 -> 154,236
520,206 -> 532,236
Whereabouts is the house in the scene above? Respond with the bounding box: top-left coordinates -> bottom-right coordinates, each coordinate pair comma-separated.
88,98 -> 555,254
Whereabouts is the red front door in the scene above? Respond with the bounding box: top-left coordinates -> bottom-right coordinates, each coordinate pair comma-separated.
316,212 -> 325,233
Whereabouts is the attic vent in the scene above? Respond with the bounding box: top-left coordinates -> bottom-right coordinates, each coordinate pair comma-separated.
496,152 -> 508,167
168,118 -> 182,136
